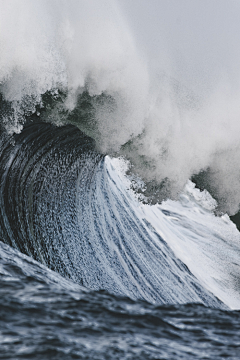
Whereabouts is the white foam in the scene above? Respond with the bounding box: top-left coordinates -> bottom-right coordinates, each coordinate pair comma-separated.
107,156 -> 240,309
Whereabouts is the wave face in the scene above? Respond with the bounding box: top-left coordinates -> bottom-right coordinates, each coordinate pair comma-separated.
1,122 -> 240,358
0,122 -> 226,307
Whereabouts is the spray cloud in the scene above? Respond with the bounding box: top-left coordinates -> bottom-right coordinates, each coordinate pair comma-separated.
1,0 -> 240,213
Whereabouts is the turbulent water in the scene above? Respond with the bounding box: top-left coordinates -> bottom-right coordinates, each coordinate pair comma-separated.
1,241 -> 240,360
1,0 -> 240,359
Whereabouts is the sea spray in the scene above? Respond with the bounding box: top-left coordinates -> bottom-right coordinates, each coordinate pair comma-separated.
1,0 -> 240,214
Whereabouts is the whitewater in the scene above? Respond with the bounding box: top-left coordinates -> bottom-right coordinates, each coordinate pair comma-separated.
1,0 -> 240,359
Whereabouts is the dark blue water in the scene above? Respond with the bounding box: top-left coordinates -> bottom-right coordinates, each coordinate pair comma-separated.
1,241 -> 240,360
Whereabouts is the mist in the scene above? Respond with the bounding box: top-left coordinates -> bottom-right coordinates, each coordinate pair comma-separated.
1,0 -> 240,213
120,0 -> 240,213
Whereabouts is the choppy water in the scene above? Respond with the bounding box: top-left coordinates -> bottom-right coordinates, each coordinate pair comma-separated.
1,241 -> 240,360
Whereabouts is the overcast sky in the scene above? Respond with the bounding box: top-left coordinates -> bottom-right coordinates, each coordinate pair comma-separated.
119,0 -> 240,95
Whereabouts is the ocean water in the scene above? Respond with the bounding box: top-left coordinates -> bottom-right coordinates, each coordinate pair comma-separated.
1,1 -> 240,359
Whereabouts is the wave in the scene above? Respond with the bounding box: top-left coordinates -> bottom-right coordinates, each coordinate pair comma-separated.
1,121 -> 240,310
1,0 -> 240,315
2,2 -> 240,358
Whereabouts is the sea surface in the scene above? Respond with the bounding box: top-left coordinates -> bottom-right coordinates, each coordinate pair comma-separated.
1,241 -> 240,360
